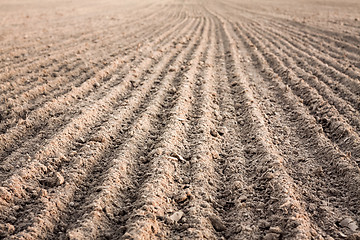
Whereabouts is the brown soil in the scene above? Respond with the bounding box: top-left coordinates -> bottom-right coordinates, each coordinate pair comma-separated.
1,0 -> 360,239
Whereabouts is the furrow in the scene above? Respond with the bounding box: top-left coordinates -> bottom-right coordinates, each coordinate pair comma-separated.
0,6 -> 194,179
0,3 -> 175,85
233,20 -> 360,238
0,8 -> 188,136
0,56 -> 130,158
258,22 -> 360,94
0,3 -> 170,71
1,15 -> 199,240
273,20 -> 360,57
0,4 -> 177,96
268,21 -> 360,69
225,3 -> 360,50
0,9 -> 189,160
208,17 -> 258,239
164,16 -> 228,239
251,52 -> 360,239
208,9 -> 315,239
120,16 -> 210,240
0,16 -> 139,78
233,14 -> 360,218
216,1 -> 360,61
235,22 -> 360,165
2,1 -> 360,239
243,23 -> 360,132
61,19 -> 204,240
0,55 -> 153,210
232,12 -> 360,67
0,18 -> 189,215
0,56 -> 138,168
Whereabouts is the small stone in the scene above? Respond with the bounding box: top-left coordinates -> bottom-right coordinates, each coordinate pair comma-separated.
185,188 -> 192,197
269,226 -> 282,234
200,203 -> 209,208
233,181 -> 243,189
60,155 -> 69,162
169,87 -> 177,94
171,153 -> 185,162
340,217 -> 358,231
69,151 -> 77,157
349,222 -> 359,232
175,192 -> 187,203
209,215 -> 226,232
55,172 -> 65,185
188,207 -> 197,215
259,219 -> 271,229
7,215 -> 16,223
210,129 -> 218,137
238,195 -> 247,202
264,172 -> 275,180
92,135 -> 106,143
169,211 -> 184,223
175,192 -> 188,203
217,127 -> 227,136
242,225 -> 252,232
38,189 -> 48,198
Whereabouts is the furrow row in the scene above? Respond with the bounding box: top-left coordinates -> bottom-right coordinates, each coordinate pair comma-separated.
234,25 -> 360,240
0,13 -> 196,219
120,16 -> 211,240
231,15 -> 360,238
258,22 -> 360,93
0,2 -> 167,67
0,4 -> 177,94
210,9 -> 315,239
0,9 -> 191,161
243,23 -> 360,133
0,7 -> 187,138
268,20 -> 360,69
62,17 -> 206,240
235,22 -> 360,165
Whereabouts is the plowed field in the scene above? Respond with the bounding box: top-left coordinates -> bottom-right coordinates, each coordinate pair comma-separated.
1,0 -> 360,239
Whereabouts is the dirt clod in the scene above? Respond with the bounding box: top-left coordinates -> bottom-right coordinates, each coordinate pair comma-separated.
169,211 -> 184,223
175,192 -> 188,203
55,172 -> 65,185
340,218 -> 358,232
210,129 -> 218,137
269,226 -> 282,234
259,220 -> 271,229
209,215 -> 226,232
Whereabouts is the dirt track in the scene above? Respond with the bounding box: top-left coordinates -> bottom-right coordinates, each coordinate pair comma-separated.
0,0 -> 360,239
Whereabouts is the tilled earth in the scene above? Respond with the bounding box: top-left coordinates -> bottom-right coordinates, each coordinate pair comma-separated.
0,0 -> 360,239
